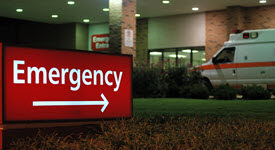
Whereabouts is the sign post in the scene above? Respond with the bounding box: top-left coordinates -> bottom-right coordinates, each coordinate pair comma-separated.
0,43 -> 2,149
0,43 -> 132,148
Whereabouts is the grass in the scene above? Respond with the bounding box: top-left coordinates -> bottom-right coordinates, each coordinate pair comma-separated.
134,98 -> 275,121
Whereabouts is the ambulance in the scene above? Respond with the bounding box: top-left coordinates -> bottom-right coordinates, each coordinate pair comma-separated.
200,29 -> 275,90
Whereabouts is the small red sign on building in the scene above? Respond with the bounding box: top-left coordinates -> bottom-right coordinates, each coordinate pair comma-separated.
1,44 -> 132,122
91,34 -> 109,51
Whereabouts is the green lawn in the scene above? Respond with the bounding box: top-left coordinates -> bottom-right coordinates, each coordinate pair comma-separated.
133,98 -> 275,121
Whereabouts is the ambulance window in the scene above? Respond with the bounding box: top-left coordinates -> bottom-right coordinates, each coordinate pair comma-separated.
215,47 -> 235,64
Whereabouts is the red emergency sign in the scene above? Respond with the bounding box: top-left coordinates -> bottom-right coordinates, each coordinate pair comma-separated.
91,34 -> 109,51
1,44 -> 132,122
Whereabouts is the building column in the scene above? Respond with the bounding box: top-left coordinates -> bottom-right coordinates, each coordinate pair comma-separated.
109,0 -> 136,57
136,19 -> 148,61
226,6 -> 246,36
205,6 -> 247,61
205,10 -> 228,61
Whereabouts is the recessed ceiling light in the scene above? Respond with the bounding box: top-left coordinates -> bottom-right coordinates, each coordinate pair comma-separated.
67,1 -> 75,5
150,52 -> 162,55
178,55 -> 186,58
169,55 -> 186,58
162,0 -> 170,4
83,19 -> 90,23
182,50 -> 191,53
16,9 -> 23,13
182,50 -> 199,53
135,14 -> 141,17
103,8 -> 109,12
259,0 -> 267,3
192,7 -> 199,11
52,15 -> 58,18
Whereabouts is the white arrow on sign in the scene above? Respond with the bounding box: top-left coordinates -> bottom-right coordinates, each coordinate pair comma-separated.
32,93 -> 109,112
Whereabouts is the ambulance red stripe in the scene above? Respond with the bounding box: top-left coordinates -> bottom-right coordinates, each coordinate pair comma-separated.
200,61 -> 275,70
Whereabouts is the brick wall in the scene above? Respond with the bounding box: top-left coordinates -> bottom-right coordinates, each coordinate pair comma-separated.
136,19 -> 148,61
205,10 -> 228,61
109,0 -> 123,54
226,6 -> 246,36
121,0 -> 136,57
109,0 -> 136,57
246,5 -> 275,30
205,5 -> 275,61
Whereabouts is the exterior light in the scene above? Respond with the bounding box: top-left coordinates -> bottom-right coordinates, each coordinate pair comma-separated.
83,19 -> 90,23
16,9 -> 23,12
103,8 -> 109,11
162,0 -> 170,4
259,0 -> 267,3
192,7 -> 199,11
135,14 -> 141,17
67,1 -> 75,5
192,50 -> 199,53
52,15 -> 58,18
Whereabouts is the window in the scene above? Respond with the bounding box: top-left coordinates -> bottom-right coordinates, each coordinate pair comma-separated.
148,47 -> 205,67
149,51 -> 162,65
163,49 -> 177,67
178,49 -> 191,66
192,50 -> 206,66
215,47 -> 235,64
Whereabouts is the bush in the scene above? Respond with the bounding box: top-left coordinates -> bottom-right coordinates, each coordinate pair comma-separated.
189,68 -> 204,85
133,60 -> 205,98
213,84 -> 237,100
180,83 -> 210,99
241,85 -> 271,100
133,61 -> 167,98
164,66 -> 189,97
271,89 -> 275,96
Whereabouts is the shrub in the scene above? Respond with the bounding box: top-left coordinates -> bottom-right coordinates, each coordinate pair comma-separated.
241,85 -> 271,100
164,65 -> 206,98
213,84 -> 237,100
164,66 -> 189,97
271,89 -> 275,96
188,68 -> 204,85
133,61 -> 167,98
133,60 -> 205,98
180,83 -> 210,99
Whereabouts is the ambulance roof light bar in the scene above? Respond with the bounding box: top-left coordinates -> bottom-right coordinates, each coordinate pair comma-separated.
233,29 -> 244,34
233,29 -> 259,39
243,32 -> 258,39
243,33 -> 250,39
250,32 -> 258,39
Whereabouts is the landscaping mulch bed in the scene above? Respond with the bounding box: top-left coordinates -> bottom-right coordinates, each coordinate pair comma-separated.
6,115 -> 274,149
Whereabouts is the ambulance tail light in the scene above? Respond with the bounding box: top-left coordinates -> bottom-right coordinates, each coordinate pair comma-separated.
243,33 -> 249,39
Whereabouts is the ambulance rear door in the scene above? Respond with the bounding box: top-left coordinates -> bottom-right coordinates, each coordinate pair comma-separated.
235,43 -> 275,87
